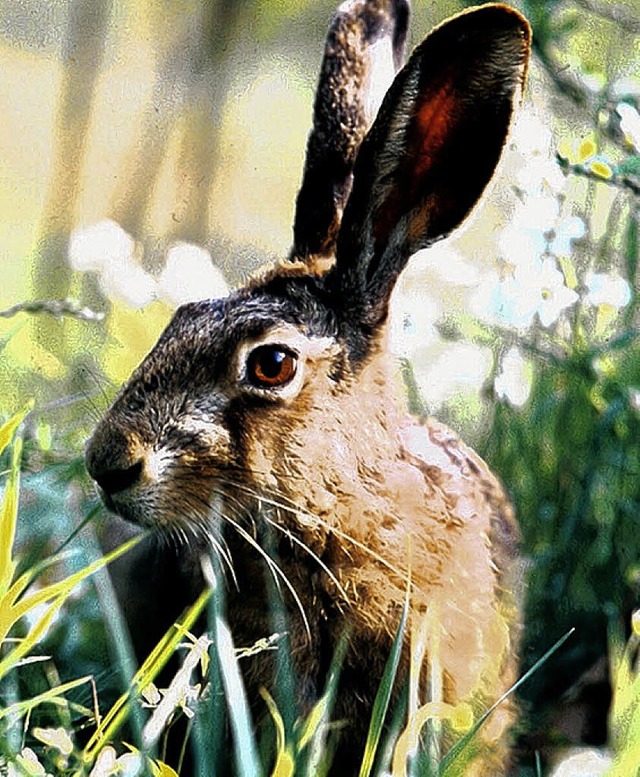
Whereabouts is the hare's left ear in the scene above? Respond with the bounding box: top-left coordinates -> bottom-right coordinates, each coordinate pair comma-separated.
291,0 -> 410,261
332,4 -> 531,327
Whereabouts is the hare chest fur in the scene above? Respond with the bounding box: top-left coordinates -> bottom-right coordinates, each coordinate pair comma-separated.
86,0 -> 530,771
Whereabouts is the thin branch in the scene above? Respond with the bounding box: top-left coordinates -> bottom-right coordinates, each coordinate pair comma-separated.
0,298 -> 105,322
573,0 -> 640,34
557,154 -> 640,196
533,41 -> 632,152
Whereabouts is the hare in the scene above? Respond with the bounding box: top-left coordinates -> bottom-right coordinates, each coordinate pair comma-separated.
86,0 -> 531,773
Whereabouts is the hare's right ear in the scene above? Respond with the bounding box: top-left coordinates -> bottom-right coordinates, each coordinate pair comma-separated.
332,5 -> 531,328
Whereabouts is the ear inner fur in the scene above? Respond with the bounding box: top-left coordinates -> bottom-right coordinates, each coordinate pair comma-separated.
333,4 -> 531,326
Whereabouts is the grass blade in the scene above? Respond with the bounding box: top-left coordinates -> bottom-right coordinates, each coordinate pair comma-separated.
261,689 -> 295,777
0,401 -> 32,459
214,606 -> 262,777
0,435 -> 23,598
0,675 -> 92,723
439,628 -> 575,775
83,587 -> 211,761
359,589 -> 410,777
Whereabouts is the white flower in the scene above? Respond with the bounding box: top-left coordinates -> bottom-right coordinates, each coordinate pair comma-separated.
68,220 -> 135,273
585,272 -> 632,309
410,244 -> 480,286
508,111 -> 566,197
617,102 -> 640,148
549,216 -> 586,256
549,747 -> 612,777
472,258 -> 578,329
494,347 -> 532,408
158,242 -> 229,305
32,727 -> 73,756
68,220 -> 158,308
526,258 -> 579,327
113,752 -> 144,777
89,747 -> 117,776
413,343 -> 493,409
511,111 -> 554,157
69,223 -> 230,310
9,749 -> 50,777
88,746 -> 143,777
389,289 -> 441,358
514,157 -> 566,198
498,218 -> 548,271
99,258 -> 158,309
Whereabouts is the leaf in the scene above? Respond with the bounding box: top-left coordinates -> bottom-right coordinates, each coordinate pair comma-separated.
617,155 -> 640,177
215,614 -> 262,777
623,212 -> 638,290
150,759 -> 180,777
0,597 -> 63,681
0,401 -> 33,458
261,689 -> 295,777
0,676 -> 92,724
359,582 -> 410,777
0,436 -> 23,597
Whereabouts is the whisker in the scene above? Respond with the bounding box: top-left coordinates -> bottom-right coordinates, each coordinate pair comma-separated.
209,533 -> 238,588
262,514 -> 349,603
219,477 -> 410,587
219,511 -> 312,642
165,488 -> 240,589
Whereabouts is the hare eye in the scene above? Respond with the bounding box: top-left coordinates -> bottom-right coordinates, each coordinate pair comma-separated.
247,345 -> 297,388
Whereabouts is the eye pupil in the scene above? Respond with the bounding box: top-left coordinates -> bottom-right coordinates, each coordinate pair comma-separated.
261,349 -> 286,378
248,345 -> 297,387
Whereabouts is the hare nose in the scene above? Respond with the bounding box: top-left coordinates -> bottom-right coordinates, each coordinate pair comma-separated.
92,460 -> 144,495
85,426 -> 145,496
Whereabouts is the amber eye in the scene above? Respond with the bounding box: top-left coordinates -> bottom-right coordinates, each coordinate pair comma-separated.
247,345 -> 298,388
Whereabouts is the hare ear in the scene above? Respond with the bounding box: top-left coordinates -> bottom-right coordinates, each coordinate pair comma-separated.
291,0 -> 410,261
332,4 -> 531,327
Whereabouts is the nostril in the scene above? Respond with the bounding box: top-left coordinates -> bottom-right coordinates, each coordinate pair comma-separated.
94,461 -> 143,495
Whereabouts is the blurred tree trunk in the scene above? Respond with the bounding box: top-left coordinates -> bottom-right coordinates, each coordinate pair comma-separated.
31,0 -> 113,357
171,0 -> 246,245
107,39 -> 186,242
108,0 -> 247,264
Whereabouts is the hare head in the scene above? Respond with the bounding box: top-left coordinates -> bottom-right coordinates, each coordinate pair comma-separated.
86,0 -> 530,769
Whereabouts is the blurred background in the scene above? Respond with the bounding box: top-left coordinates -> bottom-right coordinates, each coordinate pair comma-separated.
0,0 -> 639,773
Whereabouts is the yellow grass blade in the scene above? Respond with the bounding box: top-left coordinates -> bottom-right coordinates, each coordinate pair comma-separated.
0,435 -> 23,597
0,535 -> 140,682
391,702 -> 473,777
0,596 -> 63,681
150,760 -> 180,777
83,587 -> 211,762
0,401 -> 33,458
297,694 -> 329,752
1,535 -> 140,635
0,675 -> 92,723
261,688 -> 295,777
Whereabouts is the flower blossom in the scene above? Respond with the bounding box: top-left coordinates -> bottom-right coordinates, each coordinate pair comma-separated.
494,347 -> 532,407
68,220 -> 228,309
472,258 -> 578,330
585,272 -> 632,309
